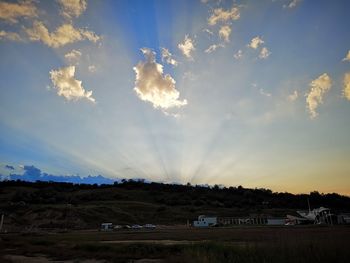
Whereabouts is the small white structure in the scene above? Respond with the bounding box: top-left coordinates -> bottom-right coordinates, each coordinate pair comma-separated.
193,215 -> 217,227
101,222 -> 113,231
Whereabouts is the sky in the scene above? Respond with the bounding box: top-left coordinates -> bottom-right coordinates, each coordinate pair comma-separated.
0,0 -> 350,195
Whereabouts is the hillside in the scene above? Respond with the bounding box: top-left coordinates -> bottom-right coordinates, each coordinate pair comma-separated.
0,180 -> 349,230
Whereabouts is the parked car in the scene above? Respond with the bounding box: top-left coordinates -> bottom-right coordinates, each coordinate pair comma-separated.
131,224 -> 143,229
143,224 -> 156,229
114,225 -> 122,230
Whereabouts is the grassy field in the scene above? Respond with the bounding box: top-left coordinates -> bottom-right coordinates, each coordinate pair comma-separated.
1,226 -> 350,262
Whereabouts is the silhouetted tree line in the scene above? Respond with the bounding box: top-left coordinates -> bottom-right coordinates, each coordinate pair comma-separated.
0,179 -> 349,211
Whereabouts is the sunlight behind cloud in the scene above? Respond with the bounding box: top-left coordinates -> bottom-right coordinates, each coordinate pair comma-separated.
133,48 -> 187,110
1,0 -> 350,196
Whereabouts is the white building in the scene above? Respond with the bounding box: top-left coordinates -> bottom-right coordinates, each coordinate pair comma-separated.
100,222 -> 113,231
193,215 -> 217,227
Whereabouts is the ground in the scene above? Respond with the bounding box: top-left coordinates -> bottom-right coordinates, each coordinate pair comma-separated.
1,225 -> 350,262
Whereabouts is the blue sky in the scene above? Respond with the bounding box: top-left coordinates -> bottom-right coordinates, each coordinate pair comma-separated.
0,0 -> 350,194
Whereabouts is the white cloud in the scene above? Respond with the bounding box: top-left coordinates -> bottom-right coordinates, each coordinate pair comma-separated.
343,72 -> 350,101
25,21 -> 99,48
0,0 -> 37,23
178,35 -> 195,60
259,47 -> 271,59
208,6 -> 240,25
219,25 -> 231,43
205,43 -> 224,53
284,0 -> 301,9
306,73 -> 332,118
133,48 -> 187,110
234,49 -> 243,59
259,88 -> 272,97
203,28 -> 214,36
50,65 -> 95,103
88,65 -> 96,73
64,49 -> 81,64
288,90 -> 298,101
58,0 -> 87,19
0,30 -> 22,41
342,50 -> 350,62
248,36 -> 264,49
161,48 -> 178,66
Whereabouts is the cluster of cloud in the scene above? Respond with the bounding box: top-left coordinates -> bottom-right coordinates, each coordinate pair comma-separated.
343,73 -> 350,101
161,47 -> 178,66
247,36 -> 271,59
64,49 -> 82,64
219,25 -> 231,43
205,43 -> 224,54
343,50 -> 350,62
0,0 -> 99,49
25,21 -> 99,48
259,47 -> 271,59
0,30 -> 22,41
302,50 -> 350,118
0,0 -> 38,23
1,164 -> 115,185
0,1 -> 101,103
178,35 -> 195,60
50,66 -> 95,103
234,49 -> 243,59
304,50 -> 350,117
259,88 -> 272,97
288,90 -> 299,102
0,1 -> 99,103
306,73 -> 332,118
58,0 -> 87,19
5,165 -> 15,170
208,6 -> 240,26
133,48 -> 187,110
283,0 -> 302,9
248,36 -> 264,49
88,65 -> 96,73
203,4 -> 240,54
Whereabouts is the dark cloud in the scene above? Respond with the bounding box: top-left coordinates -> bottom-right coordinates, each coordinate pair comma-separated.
8,165 -> 115,185
5,165 -> 15,170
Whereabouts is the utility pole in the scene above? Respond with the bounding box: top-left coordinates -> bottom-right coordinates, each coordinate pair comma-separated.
0,214 -> 4,232
307,198 -> 311,213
